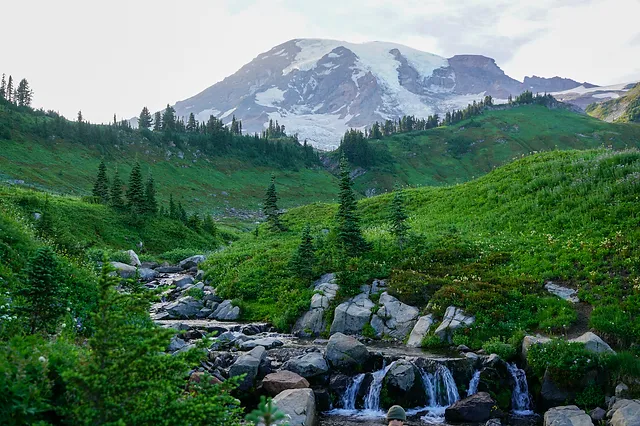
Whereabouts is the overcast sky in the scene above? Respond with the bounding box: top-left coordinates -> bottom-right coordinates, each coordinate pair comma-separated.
2,0 -> 639,123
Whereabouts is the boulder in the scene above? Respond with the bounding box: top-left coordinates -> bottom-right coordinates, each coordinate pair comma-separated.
125,250 -> 141,267
239,337 -> 284,351
179,255 -> 206,270
486,420 -> 502,426
434,306 -> 475,342
283,352 -> 330,378
211,300 -> 240,320
589,407 -> 606,422
110,262 -> 137,279
522,335 -> 552,359
262,371 -> 310,396
445,392 -> 496,423
325,332 -> 369,370
382,360 -> 426,408
293,310 -> 325,338
406,314 -> 434,347
384,360 -> 416,392
173,275 -> 195,289
292,274 -> 339,337
569,332 -> 615,355
167,336 -> 187,352
615,383 -> 630,399
156,266 -> 182,273
541,369 -> 574,410
138,268 -> 158,282
543,405 -> 593,426
370,292 -> 419,340
272,388 -> 316,426
229,346 -> 267,391
608,399 -> 640,426
165,296 -> 204,319
545,282 -> 579,303
330,293 -> 375,335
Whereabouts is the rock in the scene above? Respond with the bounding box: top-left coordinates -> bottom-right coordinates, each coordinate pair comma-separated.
211,300 -> 240,321
541,369 -> 573,410
569,332 -> 615,355
330,293 -> 374,335
196,308 -> 213,319
445,392 -> 496,423
545,282 -> 579,303
457,345 -> 471,352
283,352 -> 330,378
385,360 -> 416,392
406,314 -> 434,347
314,388 -> 332,412
522,335 -> 552,359
138,268 -> 158,282
195,269 -> 205,281
272,388 -> 316,426
589,407 -> 606,422
167,336 -> 187,352
240,337 -> 284,350
229,346 -> 267,391
156,266 -> 182,273
179,255 -> 206,270
608,399 -> 640,426
189,371 -> 222,386
165,296 -> 204,319
465,352 -> 479,361
125,250 -> 141,267
382,360 -> 426,408
292,274 -> 339,337
262,371 -> 310,396
486,419 -> 502,426
33,212 -> 42,221
370,292 -> 419,340
173,275 -> 195,289
434,306 -> 475,342
543,405 -> 593,426
110,262 -> 137,279
325,333 -> 369,370
615,383 -> 630,399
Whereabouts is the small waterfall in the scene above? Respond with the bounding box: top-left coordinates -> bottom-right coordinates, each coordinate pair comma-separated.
434,364 -> 460,407
507,363 -> 533,415
467,370 -> 481,396
418,368 -> 436,407
364,363 -> 393,412
342,373 -> 365,410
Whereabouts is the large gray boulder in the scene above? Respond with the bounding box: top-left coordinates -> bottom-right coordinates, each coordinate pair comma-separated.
272,388 -> 316,426
138,268 -> 158,282
545,282 -> 579,303
330,293 -> 374,335
179,255 -> 206,270
608,399 -> 640,426
211,300 -> 240,320
262,371 -> 310,396
283,352 -> 330,378
167,336 -> 187,352
292,274 -> 339,337
125,250 -> 141,267
239,337 -> 284,350
445,392 -> 496,423
406,314 -> 434,347
543,405 -> 593,426
541,369 -> 574,410
325,333 -> 369,370
569,332 -> 615,355
110,262 -> 137,279
370,292 -> 419,340
172,275 -> 195,289
434,306 -> 475,342
384,360 -> 416,392
229,346 -> 267,391
165,296 -> 203,319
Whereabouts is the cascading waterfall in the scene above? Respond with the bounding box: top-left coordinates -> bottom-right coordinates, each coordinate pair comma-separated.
507,362 -> 533,415
341,373 -> 365,410
434,364 -> 460,407
467,370 -> 481,396
418,368 -> 436,407
364,363 -> 393,412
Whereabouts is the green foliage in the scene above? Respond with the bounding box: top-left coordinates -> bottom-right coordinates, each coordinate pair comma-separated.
109,167 -> 125,209
590,304 -> 640,347
186,287 -> 205,300
91,160 -> 110,204
159,247 -> 204,264
389,188 -> 409,248
602,352 -> 640,386
362,323 -> 377,339
575,384 -> 605,411
246,396 -> 288,426
482,337 -> 516,361
145,173 -> 158,214
421,334 -> 445,349
527,340 -> 601,387
264,175 -> 285,232
289,223 -> 315,281
126,161 -> 146,215
336,156 -> 368,257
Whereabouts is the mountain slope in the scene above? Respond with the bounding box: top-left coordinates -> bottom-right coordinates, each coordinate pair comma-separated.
586,82 -> 640,123
172,38 -> 593,149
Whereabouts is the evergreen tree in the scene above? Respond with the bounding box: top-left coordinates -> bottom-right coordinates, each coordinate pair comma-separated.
263,174 -> 284,231
389,187 -> 409,248
0,74 -> 5,99
15,79 -> 32,107
153,111 -> 162,131
289,223 -> 315,281
144,172 -> 157,214
126,162 -> 146,214
64,261 -> 242,425
203,214 -> 217,236
186,113 -> 197,132
18,246 -> 67,334
6,75 -> 13,103
77,110 -> 83,123
138,106 -> 153,130
169,194 -> 178,220
178,201 -> 188,223
246,396 -> 287,426
162,104 -> 176,132
92,160 -> 110,204
110,167 -> 125,209
336,155 -> 368,256
187,212 -> 201,231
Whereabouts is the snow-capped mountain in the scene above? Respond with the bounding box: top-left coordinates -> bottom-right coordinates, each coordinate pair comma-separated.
172,38 -> 604,150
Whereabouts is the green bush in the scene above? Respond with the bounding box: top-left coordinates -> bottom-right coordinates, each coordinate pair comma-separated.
159,248 -> 203,265
527,340 -> 601,387
482,337 -> 516,361
575,384 -> 605,410
362,323 -> 377,339
421,334 -> 445,349
185,287 -> 204,300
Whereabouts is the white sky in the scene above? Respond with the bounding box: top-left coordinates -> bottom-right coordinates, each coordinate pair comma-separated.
1,0 -> 639,123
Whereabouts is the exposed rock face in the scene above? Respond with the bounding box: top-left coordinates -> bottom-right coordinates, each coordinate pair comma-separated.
272,388 -> 316,426
544,282 -> 579,303
330,293 -> 374,335
543,405 -> 594,426
211,300 -> 240,320
292,274 -> 339,337
541,369 -> 574,410
165,296 -> 204,319
569,332 -> 615,354
325,333 -> 369,370
370,292 -> 419,340
608,399 -> 640,426
172,275 -> 194,288
261,371 -> 310,396
283,352 -> 330,378
229,346 -> 267,391
615,383 -> 630,399
126,250 -> 141,267
406,314 -> 434,347
445,392 -> 496,423
110,262 -> 137,279
434,306 -> 475,342
179,255 -> 206,270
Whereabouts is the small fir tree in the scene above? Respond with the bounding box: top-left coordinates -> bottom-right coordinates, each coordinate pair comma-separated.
92,160 -> 110,204
169,194 -> 178,220
6,75 -> 13,103
109,167 -> 125,209
289,223 -> 315,281
187,213 -> 201,231
389,187 -> 409,248
263,174 -> 284,231
126,162 -> 145,214
144,172 -> 158,214
336,155 -> 368,256
203,214 -> 218,236
0,74 -> 5,99
138,106 -> 153,130
178,201 -> 188,223
186,113 -> 197,132
153,111 -> 162,131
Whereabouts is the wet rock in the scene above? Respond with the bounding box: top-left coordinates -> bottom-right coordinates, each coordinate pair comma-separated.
486,419 -> 502,426
406,314 -> 434,347
262,371 -> 310,396
541,369 -> 574,410
569,332 -> 615,355
211,300 -> 240,320
382,360 -> 426,408
543,405 -> 593,426
173,275 -> 195,289
240,337 -> 284,351
330,293 -> 374,335
445,392 -> 496,423
325,333 -> 369,370
110,262 -> 137,279
283,352 -> 330,378
434,306 -> 475,342
125,250 -> 141,267
370,292 -> 419,340
229,346 -> 267,391
272,388 -> 316,426
179,255 -> 206,270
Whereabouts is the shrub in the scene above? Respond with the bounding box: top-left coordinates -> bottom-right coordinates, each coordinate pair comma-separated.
185,287 -> 204,300
536,297 -> 577,334
421,334 -> 445,349
527,340 -> 600,387
362,323 -> 377,339
590,304 -> 637,346
575,384 -> 605,410
387,269 -> 445,306
482,337 -> 516,361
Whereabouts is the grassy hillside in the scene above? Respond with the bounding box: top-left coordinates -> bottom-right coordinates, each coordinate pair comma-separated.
205,149 -> 640,347
587,83 -> 640,123
352,105 -> 640,194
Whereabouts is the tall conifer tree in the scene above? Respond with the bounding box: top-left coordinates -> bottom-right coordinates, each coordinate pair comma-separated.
336,155 -> 367,256
389,187 -> 409,248
6,75 -> 13,103
92,160 -> 110,204
263,174 -> 284,231
186,113 -> 197,132
126,162 -> 145,214
144,172 -> 157,214
203,214 -> 217,236
290,223 -> 315,281
138,107 -> 152,130
153,112 -> 162,131
0,74 -> 6,99
110,167 -> 125,209
169,194 -> 177,219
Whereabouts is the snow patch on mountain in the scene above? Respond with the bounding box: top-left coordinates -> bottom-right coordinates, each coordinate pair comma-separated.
255,87 -> 286,107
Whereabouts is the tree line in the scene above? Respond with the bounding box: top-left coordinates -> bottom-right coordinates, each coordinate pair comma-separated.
0,73 -> 33,107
